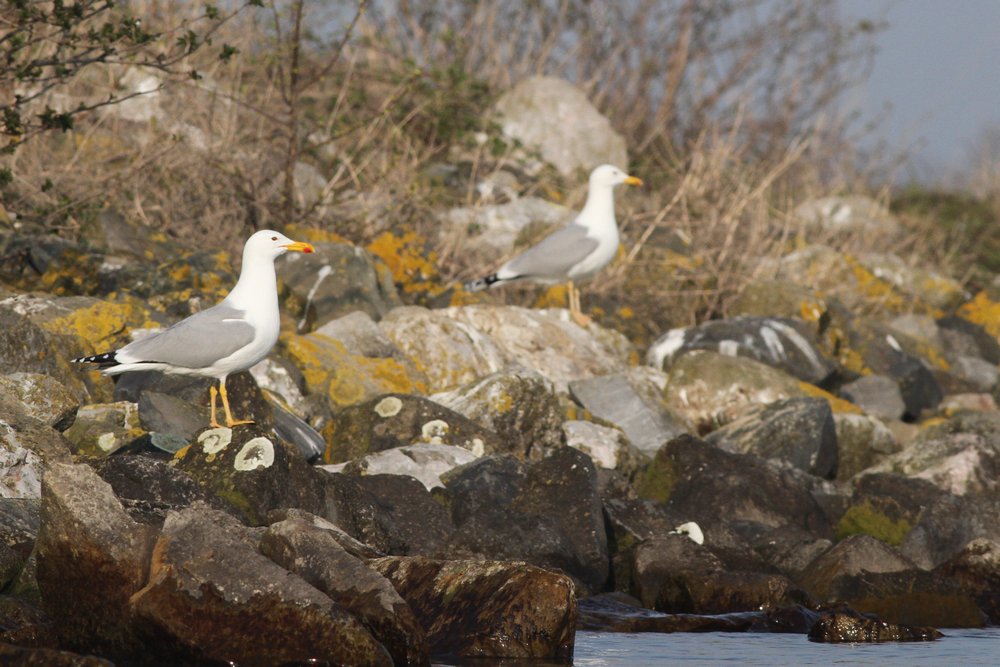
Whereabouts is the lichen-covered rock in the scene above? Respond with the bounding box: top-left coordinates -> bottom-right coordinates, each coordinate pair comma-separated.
35,463 -> 155,658
659,351 -> 813,433
648,316 -> 835,386
0,373 -> 77,429
636,435 -> 832,537
858,252 -> 968,312
431,370 -> 564,459
283,327 -> 427,411
62,402 -> 144,459
568,373 -> 686,458
261,517 -> 430,666
933,538 -> 1000,623
493,75 -> 628,176
323,393 -> 501,464
443,448 -> 608,593
335,443 -> 478,491
132,507 -> 391,666
278,241 -> 402,331
372,556 -> 576,660
173,424 -> 325,525
807,611 -> 942,643
444,196 -> 572,260
0,395 -> 72,498
938,314 -> 1000,364
706,397 -> 838,479
729,279 -> 831,329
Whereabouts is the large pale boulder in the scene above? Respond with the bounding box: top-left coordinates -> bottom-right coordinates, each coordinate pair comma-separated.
493,76 -> 628,177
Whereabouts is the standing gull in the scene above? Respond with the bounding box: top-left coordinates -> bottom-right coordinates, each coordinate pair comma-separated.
74,230 -> 314,428
465,164 -> 642,326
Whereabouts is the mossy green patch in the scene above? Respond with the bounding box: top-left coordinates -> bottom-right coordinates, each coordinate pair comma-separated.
835,501 -> 912,546
635,457 -> 678,503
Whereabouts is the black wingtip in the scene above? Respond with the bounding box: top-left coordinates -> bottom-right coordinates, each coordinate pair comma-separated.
72,351 -> 118,367
464,273 -> 502,292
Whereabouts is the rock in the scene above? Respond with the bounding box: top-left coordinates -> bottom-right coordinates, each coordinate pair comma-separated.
173,424 -> 325,525
261,517 -> 430,666
323,393 -> 501,464
137,391 -> 203,447
807,611 -> 942,643
798,534 -> 917,600
62,402 -> 144,458
0,373 -> 77,429
648,316 -> 835,386
336,443 -> 478,491
858,252 -> 967,311
934,538 -> 1000,623
729,279 -> 831,328
602,497 -> 685,590
902,492 -> 1000,570
132,507 -> 391,666
283,324 -> 428,411
630,536 -> 807,614
839,375 -> 905,421
706,397 -> 838,479
750,525 -> 833,582
938,315 -> 1000,365
445,196 -> 572,259
444,448 -> 608,593
659,351 -> 812,433
35,463 -> 155,657
833,413 -> 900,479
91,454 -> 235,524
0,642 -> 114,666
249,356 -> 311,418
267,508 -> 383,560
278,241 -> 401,331
0,395 -> 71,498
563,420 -> 635,471
938,392 -> 998,413
576,593 -> 766,633
372,556 -> 576,660
948,357 -> 999,393
493,75 -> 628,177
794,196 -> 901,238
431,370 -> 564,459
568,373 -> 686,458
636,435 -> 832,538
866,412 -> 1000,496
321,473 -> 454,556
0,498 -> 40,552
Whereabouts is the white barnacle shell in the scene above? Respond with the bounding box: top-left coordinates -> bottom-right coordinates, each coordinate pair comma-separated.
199,427 -> 232,454
375,396 -> 403,418
421,419 -> 449,444
234,436 -> 275,471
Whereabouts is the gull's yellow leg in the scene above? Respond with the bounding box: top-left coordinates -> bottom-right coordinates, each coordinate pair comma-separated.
219,377 -> 254,427
209,385 -> 223,429
568,280 -> 592,327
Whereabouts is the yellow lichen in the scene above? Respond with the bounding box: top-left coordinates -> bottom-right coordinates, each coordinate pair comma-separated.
43,298 -> 160,351
284,224 -> 351,245
366,231 -> 439,294
957,291 -> 1000,340
798,381 -> 864,415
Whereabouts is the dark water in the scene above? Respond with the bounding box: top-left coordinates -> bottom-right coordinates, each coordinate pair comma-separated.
434,628 -> 1000,666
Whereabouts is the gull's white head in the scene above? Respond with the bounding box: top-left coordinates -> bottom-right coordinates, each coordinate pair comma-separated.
590,164 -> 643,189
243,229 -> 315,261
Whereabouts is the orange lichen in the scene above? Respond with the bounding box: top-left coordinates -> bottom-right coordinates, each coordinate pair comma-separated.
798,381 -> 864,415
957,291 -> 1000,340
366,230 -> 440,295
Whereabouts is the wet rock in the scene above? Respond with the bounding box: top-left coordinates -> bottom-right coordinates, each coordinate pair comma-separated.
659,351 -> 811,433
35,463 -> 155,657
636,435 -> 832,537
173,424 -> 325,525
0,373 -> 77,429
577,593 -> 764,633
934,538 -> 1000,623
321,472 -> 454,556
706,397 -> 838,478
373,556 -> 576,660
833,413 -> 900,479
630,536 -> 807,614
336,443 -> 478,491
807,610 -> 942,643
132,507 -> 391,666
324,393 -> 501,464
261,517 -> 430,666
62,401 -> 144,458
279,240 -> 401,331
648,316 -> 835,386
432,370 -> 564,459
493,75 -> 628,176
0,498 -> 40,555
798,534 -> 918,600
444,448 -> 608,594
839,375 -> 905,421
568,373 -> 686,458
0,642 -> 113,666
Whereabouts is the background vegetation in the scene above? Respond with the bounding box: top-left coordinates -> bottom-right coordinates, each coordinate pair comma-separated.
2,0 -> 997,342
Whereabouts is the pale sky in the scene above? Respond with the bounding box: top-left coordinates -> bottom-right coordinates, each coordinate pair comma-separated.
840,0 -> 1000,184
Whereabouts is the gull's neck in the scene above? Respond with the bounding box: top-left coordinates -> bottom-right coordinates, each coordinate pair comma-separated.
223,250 -> 279,315
578,182 -> 617,231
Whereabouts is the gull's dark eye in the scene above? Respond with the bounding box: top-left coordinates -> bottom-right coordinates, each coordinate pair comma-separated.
271,236 -> 278,241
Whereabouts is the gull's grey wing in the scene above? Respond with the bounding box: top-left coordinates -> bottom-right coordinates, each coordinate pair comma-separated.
118,305 -> 255,369
501,223 -> 598,280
